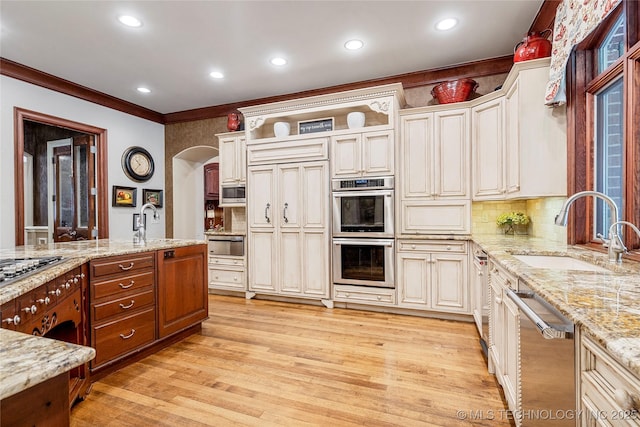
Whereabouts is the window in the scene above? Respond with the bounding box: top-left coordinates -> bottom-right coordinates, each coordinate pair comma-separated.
569,1 -> 640,258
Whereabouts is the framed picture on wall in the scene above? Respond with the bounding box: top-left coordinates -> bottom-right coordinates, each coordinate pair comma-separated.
142,189 -> 163,207
112,185 -> 137,207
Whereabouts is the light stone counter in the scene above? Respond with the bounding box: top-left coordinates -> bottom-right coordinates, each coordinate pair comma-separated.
0,238 -> 204,399
0,329 -> 95,400
472,234 -> 640,377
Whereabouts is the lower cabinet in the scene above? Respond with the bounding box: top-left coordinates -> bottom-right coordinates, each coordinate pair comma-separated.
89,244 -> 208,372
487,258 -> 521,422
396,240 -> 469,314
579,331 -> 640,426
157,244 -> 208,339
208,255 -> 246,291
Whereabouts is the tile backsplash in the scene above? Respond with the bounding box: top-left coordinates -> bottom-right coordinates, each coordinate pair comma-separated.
472,197 -> 567,243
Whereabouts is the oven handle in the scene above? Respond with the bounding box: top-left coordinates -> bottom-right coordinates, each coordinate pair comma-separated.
332,190 -> 394,198
505,288 -> 571,340
333,239 -> 394,247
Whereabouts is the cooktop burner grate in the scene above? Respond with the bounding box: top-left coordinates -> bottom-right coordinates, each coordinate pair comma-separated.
0,256 -> 64,286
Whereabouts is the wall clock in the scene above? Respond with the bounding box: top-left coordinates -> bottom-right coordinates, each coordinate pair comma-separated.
122,146 -> 155,182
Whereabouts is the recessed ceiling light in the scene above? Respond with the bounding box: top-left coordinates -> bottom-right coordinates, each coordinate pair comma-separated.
209,71 -> 224,79
436,18 -> 458,31
118,15 -> 142,28
344,39 -> 364,50
270,57 -> 287,66
137,87 -> 151,93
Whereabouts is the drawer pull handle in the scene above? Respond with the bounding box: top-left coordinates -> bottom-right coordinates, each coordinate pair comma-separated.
119,300 -> 135,310
118,262 -> 135,271
119,280 -> 135,289
119,329 -> 136,340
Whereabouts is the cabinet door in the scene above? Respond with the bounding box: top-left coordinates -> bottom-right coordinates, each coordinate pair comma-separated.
204,163 -> 219,199
247,165 -> 275,228
505,82 -> 520,195
488,279 -> 503,377
434,109 -> 469,198
278,164 -> 302,294
397,252 -> 430,307
472,98 -> 505,200
502,294 -> 520,415
238,136 -> 247,183
362,130 -> 394,177
218,136 -> 237,185
331,134 -> 361,178
431,253 -> 468,313
401,113 -> 434,199
248,230 -> 277,292
156,245 -> 208,339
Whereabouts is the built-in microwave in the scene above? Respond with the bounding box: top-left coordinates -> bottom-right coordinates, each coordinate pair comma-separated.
332,177 -> 394,238
220,184 -> 246,205
332,238 -> 395,288
208,235 -> 244,257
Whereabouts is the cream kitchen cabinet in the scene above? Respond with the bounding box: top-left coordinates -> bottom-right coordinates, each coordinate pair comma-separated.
472,96 -> 506,200
398,107 -> 471,235
472,58 -> 567,201
487,258 -> 521,421
331,130 -> 394,178
218,132 -> 246,184
579,331 -> 640,426
247,160 -> 330,300
208,255 -> 246,292
396,240 -> 469,314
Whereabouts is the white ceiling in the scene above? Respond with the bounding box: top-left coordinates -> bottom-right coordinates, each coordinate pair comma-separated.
0,1 -> 544,115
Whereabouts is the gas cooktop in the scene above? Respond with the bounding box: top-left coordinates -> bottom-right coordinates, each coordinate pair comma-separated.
0,256 -> 64,286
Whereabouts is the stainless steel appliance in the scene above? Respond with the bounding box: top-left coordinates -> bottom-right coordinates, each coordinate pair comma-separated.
333,238 -> 394,288
472,246 -> 489,356
332,177 -> 394,238
220,184 -> 246,205
207,235 -> 245,257
506,283 -> 575,426
0,256 -> 64,286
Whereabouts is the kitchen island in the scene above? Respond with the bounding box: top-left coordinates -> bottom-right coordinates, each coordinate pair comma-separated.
0,238 -> 208,424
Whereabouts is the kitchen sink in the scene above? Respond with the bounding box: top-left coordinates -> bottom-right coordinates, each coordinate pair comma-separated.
512,255 -> 609,272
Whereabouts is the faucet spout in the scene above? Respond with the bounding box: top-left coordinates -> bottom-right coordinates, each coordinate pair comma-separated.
135,203 -> 160,244
554,191 -> 622,263
608,221 -> 640,260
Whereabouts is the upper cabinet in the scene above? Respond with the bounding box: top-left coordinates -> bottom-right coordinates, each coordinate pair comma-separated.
203,162 -> 219,200
472,58 -> 567,200
218,132 -> 246,186
331,130 -> 394,178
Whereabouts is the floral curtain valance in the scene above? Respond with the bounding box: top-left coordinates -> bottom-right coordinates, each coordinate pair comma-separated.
545,0 -> 621,105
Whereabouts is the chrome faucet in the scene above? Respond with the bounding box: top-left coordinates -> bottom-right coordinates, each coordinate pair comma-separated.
607,221 -> 640,260
554,191 -> 624,263
134,203 -> 160,245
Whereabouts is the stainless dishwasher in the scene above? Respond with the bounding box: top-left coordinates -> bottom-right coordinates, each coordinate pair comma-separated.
506,283 -> 576,426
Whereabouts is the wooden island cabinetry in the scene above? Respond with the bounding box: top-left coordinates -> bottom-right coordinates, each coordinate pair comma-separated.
88,243 -> 208,374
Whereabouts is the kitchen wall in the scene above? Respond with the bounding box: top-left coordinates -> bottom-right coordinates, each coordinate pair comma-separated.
0,76 -> 166,248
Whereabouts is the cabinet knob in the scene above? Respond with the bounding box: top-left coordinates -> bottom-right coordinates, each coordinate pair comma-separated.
446,245 -> 451,250
411,244 -> 416,249
345,293 -> 350,298
49,288 -> 61,296
377,296 -> 382,301
234,276 -> 238,281
37,297 -> 51,305
614,389 -> 640,411
3,315 -> 21,325
23,304 -> 37,315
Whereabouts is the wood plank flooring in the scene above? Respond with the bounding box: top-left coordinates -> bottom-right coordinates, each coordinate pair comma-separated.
70,295 -> 513,426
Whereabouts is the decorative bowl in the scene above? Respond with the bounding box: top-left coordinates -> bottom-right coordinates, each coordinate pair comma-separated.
431,78 -> 479,104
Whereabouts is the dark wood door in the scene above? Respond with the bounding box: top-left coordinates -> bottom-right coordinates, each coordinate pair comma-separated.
204,163 -> 219,200
156,244 -> 208,339
53,135 -> 95,242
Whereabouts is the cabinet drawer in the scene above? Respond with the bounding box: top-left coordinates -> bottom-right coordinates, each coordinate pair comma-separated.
398,239 -> 467,254
488,259 -> 517,290
91,270 -> 155,299
208,267 -> 246,289
91,288 -> 155,322
333,285 -> 396,305
90,253 -> 155,278
92,307 -> 156,368
209,256 -> 245,268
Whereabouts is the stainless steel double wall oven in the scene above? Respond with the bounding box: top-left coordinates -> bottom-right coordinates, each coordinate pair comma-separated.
331,177 -> 395,288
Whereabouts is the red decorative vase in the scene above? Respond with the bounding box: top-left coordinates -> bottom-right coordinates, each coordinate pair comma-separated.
227,113 -> 240,132
514,30 -> 552,63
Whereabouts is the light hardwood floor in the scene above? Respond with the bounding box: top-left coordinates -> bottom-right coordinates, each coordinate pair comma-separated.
70,295 -> 513,426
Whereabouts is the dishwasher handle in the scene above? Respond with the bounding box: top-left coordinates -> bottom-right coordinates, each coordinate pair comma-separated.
506,289 -> 572,340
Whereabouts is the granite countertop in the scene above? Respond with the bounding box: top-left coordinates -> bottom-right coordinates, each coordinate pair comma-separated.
0,238 -> 205,305
472,234 -> 640,377
0,238 -> 204,400
0,329 -> 95,400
